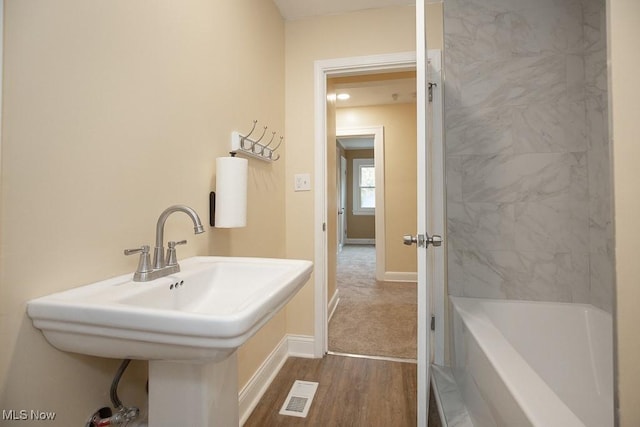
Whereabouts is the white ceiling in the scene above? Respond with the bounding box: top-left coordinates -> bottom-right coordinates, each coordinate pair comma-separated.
334,77 -> 416,108
273,0 -> 414,21
337,136 -> 375,150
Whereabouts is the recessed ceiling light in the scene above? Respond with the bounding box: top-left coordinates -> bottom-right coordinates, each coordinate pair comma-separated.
337,93 -> 350,101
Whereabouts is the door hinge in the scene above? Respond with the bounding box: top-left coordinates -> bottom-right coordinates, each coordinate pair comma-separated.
430,315 -> 436,331
322,222 -> 326,232
428,82 -> 437,103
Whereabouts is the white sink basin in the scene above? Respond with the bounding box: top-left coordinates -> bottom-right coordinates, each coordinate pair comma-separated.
27,256 -> 313,362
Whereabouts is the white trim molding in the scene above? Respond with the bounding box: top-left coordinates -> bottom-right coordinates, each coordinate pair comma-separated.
287,334 -> 316,359
238,336 -> 289,425
314,52 -> 417,358
344,238 -> 375,245
383,271 -> 418,283
238,334 -> 315,425
352,157 -> 375,216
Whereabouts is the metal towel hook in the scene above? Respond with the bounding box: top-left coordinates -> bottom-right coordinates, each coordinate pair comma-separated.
244,120 -> 258,139
230,120 -> 283,162
240,120 -> 258,149
253,126 -> 268,144
263,131 -> 277,148
271,136 -> 284,152
267,136 -> 284,160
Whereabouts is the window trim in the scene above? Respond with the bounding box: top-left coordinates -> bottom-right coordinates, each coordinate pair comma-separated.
352,158 -> 375,216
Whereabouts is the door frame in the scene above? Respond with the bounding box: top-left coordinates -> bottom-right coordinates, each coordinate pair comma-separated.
313,52 -> 417,357
313,51 -> 445,358
337,126 -> 385,281
313,49 -> 445,424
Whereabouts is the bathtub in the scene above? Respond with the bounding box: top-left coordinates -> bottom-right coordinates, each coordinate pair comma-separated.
450,296 -> 613,427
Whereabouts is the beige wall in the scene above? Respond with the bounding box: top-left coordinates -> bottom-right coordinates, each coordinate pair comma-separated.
338,104 -> 418,274
609,0 -> 640,425
0,0 -> 286,424
10,2 -> 640,426
345,149 -> 376,240
284,3 -> 445,336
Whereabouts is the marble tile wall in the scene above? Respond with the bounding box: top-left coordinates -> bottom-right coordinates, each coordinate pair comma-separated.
443,0 -> 613,311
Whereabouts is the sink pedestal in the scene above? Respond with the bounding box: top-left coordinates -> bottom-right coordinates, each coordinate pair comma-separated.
148,353 -> 238,427
26,256 -> 313,425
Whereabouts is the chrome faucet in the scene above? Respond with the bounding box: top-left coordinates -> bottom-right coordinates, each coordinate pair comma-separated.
125,205 -> 205,282
152,205 -> 205,269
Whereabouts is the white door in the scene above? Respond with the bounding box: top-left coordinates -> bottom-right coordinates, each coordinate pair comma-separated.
415,1 -> 445,425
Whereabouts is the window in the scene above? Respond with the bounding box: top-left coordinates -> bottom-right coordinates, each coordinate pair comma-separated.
353,158 -> 375,215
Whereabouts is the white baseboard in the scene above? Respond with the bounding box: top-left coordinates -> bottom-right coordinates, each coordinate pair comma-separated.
238,335 -> 289,426
287,334 -> 316,359
328,289 -> 340,322
238,334 -> 316,425
383,271 -> 418,282
344,238 -> 375,245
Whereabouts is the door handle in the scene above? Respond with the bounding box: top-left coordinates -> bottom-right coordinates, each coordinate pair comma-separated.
403,233 -> 442,248
403,234 -> 423,246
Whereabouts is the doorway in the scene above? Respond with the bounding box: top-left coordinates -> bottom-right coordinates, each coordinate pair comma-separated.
336,126 -> 385,281
327,74 -> 419,360
312,47 -> 445,426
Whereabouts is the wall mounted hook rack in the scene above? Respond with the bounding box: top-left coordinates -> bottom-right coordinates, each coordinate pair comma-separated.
230,120 -> 283,162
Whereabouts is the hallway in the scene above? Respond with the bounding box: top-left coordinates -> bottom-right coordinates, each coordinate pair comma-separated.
328,245 -> 417,360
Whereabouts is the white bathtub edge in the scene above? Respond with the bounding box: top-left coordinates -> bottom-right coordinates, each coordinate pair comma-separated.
451,296 -> 586,427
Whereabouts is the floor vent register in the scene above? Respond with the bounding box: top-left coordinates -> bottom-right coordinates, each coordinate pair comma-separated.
279,380 -> 319,418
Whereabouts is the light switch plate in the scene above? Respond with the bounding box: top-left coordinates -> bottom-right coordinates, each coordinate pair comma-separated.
294,173 -> 311,192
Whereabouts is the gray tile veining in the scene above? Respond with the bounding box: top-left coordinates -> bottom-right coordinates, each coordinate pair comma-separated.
513,198 -> 589,253
444,0 -> 613,311
461,152 -> 586,204
512,100 -> 587,154
452,55 -> 567,109
447,202 -> 515,251
589,253 -> 614,312
446,156 -> 463,202
445,106 -> 513,156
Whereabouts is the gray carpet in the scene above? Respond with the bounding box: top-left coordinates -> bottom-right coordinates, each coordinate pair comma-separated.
328,245 -> 417,359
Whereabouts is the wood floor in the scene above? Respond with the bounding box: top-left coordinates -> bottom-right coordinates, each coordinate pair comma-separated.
244,354 -> 417,426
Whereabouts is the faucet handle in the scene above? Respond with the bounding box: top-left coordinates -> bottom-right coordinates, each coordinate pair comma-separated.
124,245 -> 153,275
166,240 -> 187,267
168,240 -> 187,249
124,245 -> 150,256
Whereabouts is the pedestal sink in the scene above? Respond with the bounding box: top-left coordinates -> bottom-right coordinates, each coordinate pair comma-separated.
27,256 -> 313,426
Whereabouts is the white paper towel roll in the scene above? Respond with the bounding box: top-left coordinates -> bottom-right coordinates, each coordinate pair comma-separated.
215,156 -> 248,228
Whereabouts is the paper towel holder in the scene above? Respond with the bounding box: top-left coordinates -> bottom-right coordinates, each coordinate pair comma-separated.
212,154 -> 249,228
209,191 -> 216,227
230,120 -> 284,162
210,152 -> 236,227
